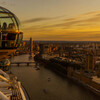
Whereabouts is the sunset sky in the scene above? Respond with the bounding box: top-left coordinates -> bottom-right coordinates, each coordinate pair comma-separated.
1,0 -> 100,41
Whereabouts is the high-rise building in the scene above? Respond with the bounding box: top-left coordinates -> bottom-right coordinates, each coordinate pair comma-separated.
30,37 -> 33,56
87,50 -> 95,71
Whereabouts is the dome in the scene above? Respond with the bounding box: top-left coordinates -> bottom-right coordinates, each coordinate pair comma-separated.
0,6 -> 23,49
0,6 -> 22,33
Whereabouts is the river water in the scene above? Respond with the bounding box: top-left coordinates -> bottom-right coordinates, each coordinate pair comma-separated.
10,54 -> 100,100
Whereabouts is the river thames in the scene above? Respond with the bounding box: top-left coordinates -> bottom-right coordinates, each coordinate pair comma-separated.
10,54 -> 100,100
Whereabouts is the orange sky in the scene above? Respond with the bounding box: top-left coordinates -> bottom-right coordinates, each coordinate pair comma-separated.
1,0 -> 100,41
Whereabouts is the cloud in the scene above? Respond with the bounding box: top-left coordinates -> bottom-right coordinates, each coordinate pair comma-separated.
65,11 -> 100,22
49,31 -> 100,40
10,3 -> 16,6
81,11 -> 100,17
23,10 -> 100,41
44,11 -> 100,28
22,10 -> 100,30
23,30 -> 100,41
0,1 -> 6,5
22,18 -> 53,23
0,1 -> 16,6
22,10 -> 100,41
22,15 -> 65,24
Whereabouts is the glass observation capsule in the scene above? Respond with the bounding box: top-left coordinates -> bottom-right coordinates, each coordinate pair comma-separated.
0,6 -> 23,49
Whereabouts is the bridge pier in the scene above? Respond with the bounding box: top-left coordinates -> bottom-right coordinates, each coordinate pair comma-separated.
11,62 -> 35,66
27,63 -> 29,66
17,63 -> 20,66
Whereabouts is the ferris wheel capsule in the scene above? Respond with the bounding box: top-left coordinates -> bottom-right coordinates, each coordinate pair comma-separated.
0,6 -> 23,61
0,6 -> 23,49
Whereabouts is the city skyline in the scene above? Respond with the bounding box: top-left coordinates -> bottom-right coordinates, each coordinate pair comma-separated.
1,0 -> 100,41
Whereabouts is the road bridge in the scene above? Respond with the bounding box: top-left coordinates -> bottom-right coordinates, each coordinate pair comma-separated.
11,62 -> 35,66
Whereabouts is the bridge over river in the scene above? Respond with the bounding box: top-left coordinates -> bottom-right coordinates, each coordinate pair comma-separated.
11,61 -> 35,66
9,54 -> 100,100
